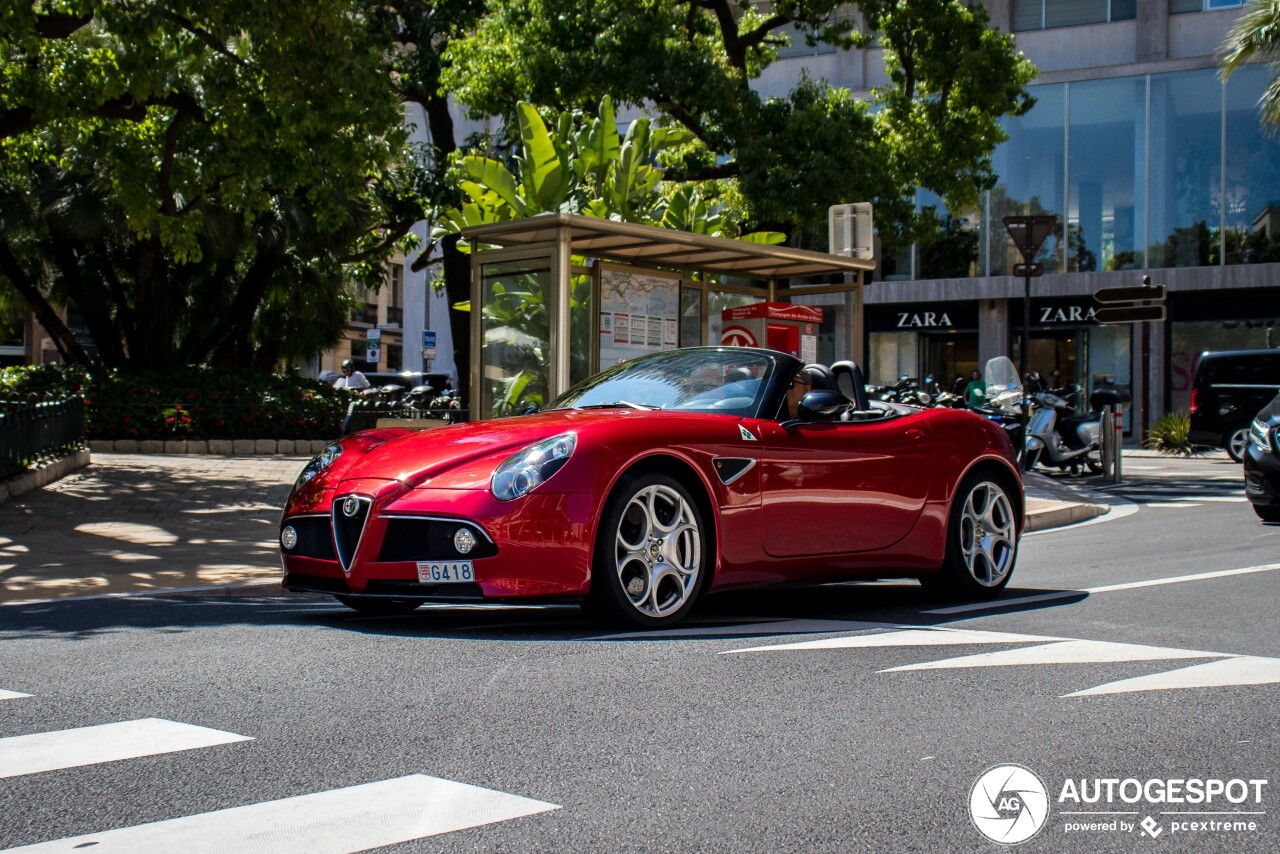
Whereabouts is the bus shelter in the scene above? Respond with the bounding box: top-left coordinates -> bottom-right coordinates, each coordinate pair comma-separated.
460,213 -> 875,419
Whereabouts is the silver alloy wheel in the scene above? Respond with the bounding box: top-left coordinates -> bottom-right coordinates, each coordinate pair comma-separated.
614,483 -> 701,618
1227,426 -> 1249,463
958,481 -> 1016,587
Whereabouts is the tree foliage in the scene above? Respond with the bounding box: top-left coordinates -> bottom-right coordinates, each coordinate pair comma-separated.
441,0 -> 1036,249
1,0 -> 421,368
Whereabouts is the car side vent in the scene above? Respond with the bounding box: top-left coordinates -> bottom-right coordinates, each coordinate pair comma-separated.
332,495 -> 372,572
712,457 -> 756,486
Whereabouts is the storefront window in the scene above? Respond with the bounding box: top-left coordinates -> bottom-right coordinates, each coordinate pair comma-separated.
989,83 -> 1066,276
1148,68 -> 1221,268
1068,77 -> 1146,272
869,331 -> 919,386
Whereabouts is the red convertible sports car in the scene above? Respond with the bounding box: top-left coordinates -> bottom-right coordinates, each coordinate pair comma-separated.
280,347 -> 1023,628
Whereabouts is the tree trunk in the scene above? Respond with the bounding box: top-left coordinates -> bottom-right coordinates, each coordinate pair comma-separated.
0,242 -> 93,365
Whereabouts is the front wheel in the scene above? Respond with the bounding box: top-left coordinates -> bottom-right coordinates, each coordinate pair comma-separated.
586,473 -> 707,629
924,472 -> 1019,599
335,596 -> 422,616
1226,425 -> 1250,463
1253,504 -> 1280,523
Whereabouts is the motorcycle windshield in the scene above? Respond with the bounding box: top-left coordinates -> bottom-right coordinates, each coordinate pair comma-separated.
984,356 -> 1023,414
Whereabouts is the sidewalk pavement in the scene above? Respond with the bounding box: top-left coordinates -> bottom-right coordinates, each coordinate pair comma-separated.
0,451 -> 1129,605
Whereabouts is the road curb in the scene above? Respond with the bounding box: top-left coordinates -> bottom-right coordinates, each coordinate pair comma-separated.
1026,500 -> 1109,532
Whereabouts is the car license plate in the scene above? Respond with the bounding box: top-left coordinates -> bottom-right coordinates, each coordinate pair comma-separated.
416,561 -> 474,583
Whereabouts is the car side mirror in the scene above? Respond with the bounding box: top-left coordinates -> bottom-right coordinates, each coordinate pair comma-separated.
798,390 -> 850,421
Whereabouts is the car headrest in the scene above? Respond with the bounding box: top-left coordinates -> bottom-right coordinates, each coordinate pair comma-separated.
830,360 -> 870,411
803,363 -> 837,392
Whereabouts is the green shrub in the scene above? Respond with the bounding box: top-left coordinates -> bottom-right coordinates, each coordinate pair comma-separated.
0,365 -> 350,441
1144,410 -> 1209,457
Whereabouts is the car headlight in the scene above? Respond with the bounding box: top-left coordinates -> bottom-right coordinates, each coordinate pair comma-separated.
1250,419 -> 1272,454
295,443 -> 343,489
491,432 -> 576,501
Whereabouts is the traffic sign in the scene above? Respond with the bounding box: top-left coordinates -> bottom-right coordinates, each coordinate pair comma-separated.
366,345 -> 381,363
422,330 -> 437,348
1012,262 -> 1044,278
1095,304 -> 1166,325
367,328 -> 382,342
1003,215 -> 1057,262
1094,284 -> 1166,304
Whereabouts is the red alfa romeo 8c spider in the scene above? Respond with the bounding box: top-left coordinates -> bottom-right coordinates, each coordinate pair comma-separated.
279,347 -> 1023,628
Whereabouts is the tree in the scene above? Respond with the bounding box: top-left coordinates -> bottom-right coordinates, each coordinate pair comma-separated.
1221,0 -> 1280,130
433,97 -> 780,413
441,0 -> 1036,250
1,1 -> 420,368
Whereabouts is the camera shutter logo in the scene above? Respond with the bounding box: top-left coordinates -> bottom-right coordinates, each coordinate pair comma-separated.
970,764 -> 1050,844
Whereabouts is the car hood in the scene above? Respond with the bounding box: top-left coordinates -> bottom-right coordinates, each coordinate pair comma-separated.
337,409 -> 666,488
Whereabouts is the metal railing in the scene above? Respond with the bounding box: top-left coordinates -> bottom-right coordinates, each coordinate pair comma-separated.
0,395 -> 86,479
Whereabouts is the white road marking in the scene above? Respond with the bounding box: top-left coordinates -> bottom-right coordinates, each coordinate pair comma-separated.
1144,502 -> 1200,508
1066,656 -> 1280,697
1,774 -> 559,854
722,627 -> 1055,654
879,640 -> 1225,672
591,618 -> 892,641
0,718 -> 252,779
924,562 -> 1280,615
0,689 -> 31,701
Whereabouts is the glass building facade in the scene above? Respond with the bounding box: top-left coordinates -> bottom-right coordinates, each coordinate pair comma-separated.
971,65 -> 1280,278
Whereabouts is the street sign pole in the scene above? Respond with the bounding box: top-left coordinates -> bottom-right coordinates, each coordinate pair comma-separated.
1003,215 -> 1057,471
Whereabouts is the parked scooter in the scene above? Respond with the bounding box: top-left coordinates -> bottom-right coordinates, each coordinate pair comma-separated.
1024,386 -> 1104,475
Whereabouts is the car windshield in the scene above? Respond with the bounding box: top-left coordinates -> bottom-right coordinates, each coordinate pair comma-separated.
547,349 -> 777,417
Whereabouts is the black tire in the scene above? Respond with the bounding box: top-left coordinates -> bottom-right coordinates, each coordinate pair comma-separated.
334,596 -> 422,616
1225,425 -> 1250,464
585,472 -> 708,629
1085,452 -> 1104,475
923,470 -> 1019,599
1253,504 -> 1280,523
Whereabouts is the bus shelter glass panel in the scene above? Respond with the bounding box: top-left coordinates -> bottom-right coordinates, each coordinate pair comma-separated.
570,272 -> 594,385
480,260 -> 552,417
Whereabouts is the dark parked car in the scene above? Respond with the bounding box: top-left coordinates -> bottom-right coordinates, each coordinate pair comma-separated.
1244,392 -> 1280,523
1188,349 -> 1280,463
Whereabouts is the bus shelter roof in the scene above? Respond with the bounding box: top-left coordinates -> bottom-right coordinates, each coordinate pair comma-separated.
459,213 -> 873,282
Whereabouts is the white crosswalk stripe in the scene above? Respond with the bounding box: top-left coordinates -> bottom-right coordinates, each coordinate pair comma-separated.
723,626 -> 1280,697
1,774 -> 559,854
0,696 -> 559,851
0,718 -> 252,779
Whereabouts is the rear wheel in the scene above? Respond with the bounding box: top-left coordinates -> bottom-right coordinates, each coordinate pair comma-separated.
924,472 -> 1019,598
1226,425 -> 1250,463
586,473 -> 707,628
335,596 -> 422,616
1253,504 -> 1280,523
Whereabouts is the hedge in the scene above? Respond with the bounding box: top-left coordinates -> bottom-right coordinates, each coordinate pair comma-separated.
0,365 -> 350,441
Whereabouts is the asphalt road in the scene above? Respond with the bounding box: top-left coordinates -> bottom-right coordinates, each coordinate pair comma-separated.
1,457 -> 1277,853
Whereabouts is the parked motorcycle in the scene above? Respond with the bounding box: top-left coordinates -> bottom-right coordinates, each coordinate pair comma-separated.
966,357 -> 1028,461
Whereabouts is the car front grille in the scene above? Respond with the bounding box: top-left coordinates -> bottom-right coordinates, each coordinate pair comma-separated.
282,516 -> 336,561
332,495 -> 373,572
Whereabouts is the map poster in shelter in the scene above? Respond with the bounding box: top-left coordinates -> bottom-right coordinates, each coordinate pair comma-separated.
599,266 -> 680,368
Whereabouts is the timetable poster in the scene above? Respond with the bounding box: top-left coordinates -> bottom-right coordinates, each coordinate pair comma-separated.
599,267 -> 681,367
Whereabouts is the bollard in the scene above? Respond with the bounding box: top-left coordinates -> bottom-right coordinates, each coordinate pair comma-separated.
1113,407 -> 1124,483
1101,406 -> 1113,478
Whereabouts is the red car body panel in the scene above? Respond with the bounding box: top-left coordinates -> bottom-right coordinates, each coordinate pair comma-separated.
280,402 -> 1022,602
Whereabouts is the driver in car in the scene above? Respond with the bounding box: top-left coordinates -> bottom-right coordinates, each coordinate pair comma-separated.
785,370 -> 812,419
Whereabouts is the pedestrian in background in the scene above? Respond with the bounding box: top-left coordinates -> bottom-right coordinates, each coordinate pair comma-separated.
335,359 -> 370,391
963,370 -> 986,406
